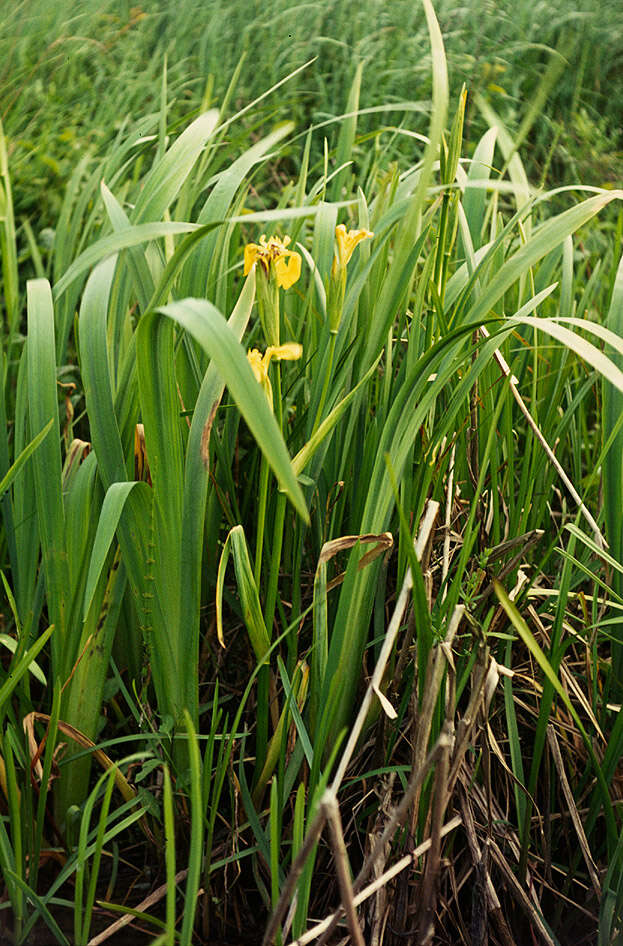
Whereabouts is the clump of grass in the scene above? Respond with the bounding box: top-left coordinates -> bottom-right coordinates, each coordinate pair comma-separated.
1,0 -> 623,253
1,2 -> 623,945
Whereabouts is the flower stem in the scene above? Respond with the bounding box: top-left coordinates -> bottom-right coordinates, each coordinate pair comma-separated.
254,455 -> 270,587
255,666 -> 270,779
263,491 -> 287,640
311,332 -> 337,435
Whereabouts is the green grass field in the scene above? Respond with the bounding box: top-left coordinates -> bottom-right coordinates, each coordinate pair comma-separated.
1,1 -> 623,944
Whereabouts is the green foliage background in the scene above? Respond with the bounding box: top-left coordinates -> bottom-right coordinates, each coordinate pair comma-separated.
2,0 -> 622,235
1,2 -> 623,945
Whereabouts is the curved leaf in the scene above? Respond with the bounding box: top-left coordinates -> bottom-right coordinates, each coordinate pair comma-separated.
152,299 -> 308,522
83,482 -> 145,620
133,110 -> 219,223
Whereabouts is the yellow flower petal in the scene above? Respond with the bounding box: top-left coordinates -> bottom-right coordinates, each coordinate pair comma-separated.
248,343 -> 302,410
242,234 -> 301,288
247,347 -> 274,404
274,251 -> 301,290
247,348 -> 265,384
244,243 -> 260,276
334,224 -> 374,269
265,343 -> 303,364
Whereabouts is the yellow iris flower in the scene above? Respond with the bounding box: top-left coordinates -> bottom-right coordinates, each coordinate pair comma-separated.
332,224 -> 374,276
243,234 -> 302,290
247,343 -> 303,406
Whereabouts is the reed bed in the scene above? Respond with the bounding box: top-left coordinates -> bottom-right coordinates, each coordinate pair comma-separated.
1,1 -> 623,944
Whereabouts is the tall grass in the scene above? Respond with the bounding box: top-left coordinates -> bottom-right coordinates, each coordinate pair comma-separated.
1,0 -> 622,243
0,1 -> 623,944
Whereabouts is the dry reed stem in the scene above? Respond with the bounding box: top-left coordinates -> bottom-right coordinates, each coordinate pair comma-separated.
417,610 -> 460,941
459,768 -> 548,922
479,323 -> 606,550
459,785 -> 517,946
409,604 -> 464,821
267,502 -> 451,946
312,732 -> 453,946
446,650 -> 488,792
417,722 -> 452,944
356,732 -> 452,899
262,802 -> 328,946
287,817 -> 463,946
322,789 -> 366,946
441,440 -> 456,600
87,869 -> 189,945
315,607 -> 462,946
330,499 -> 440,794
546,724 -> 601,899
487,837 -> 558,946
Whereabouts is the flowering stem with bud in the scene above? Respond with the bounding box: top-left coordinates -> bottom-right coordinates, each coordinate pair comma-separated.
247,343 -> 302,588
243,232 -> 302,584
243,234 -> 303,770
312,225 -> 374,434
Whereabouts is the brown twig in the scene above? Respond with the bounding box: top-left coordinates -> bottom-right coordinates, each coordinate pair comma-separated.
546,724 -> 601,900
262,803 -> 328,946
287,817 -> 463,946
87,869 -> 188,945
330,500 -> 441,795
322,789 -> 366,946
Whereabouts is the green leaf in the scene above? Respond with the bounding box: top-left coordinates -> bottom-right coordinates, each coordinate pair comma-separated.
83,482 -> 143,620
0,632 -> 46,685
509,314 -> 623,393
493,581 -> 616,841
133,110 -> 219,223
0,624 -> 54,713
78,256 -> 128,488
462,126 -> 497,250
0,418 -> 53,498
465,192 -> 622,327
216,525 -> 271,660
180,272 -> 256,671
153,299 -> 308,522
27,279 -> 69,674
292,355 -> 380,476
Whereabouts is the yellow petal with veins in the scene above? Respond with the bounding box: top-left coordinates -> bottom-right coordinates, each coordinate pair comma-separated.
247,348 -> 266,384
244,243 -> 261,276
266,343 -> 303,364
242,234 -> 301,288
334,223 -> 374,269
274,251 -> 301,290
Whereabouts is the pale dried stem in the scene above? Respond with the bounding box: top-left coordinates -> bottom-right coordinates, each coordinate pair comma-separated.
314,731 -> 453,946
269,502 -> 445,946
487,836 -> 558,946
479,323 -> 606,550
330,500 -> 440,794
441,441 -> 456,601
417,632 -> 457,943
459,768 -> 542,911
287,817 -> 463,946
262,803 -> 328,946
88,869 -> 188,946
546,725 -> 601,899
322,789 -> 366,946
460,785 -> 516,946
417,722 -> 452,945
268,505 -> 468,946
446,647 -> 488,792
410,605 -> 464,819
356,734 -> 451,896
